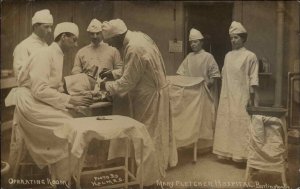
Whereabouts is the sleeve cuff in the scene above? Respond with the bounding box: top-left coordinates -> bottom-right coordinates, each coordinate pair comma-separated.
105,81 -> 115,95
250,80 -> 259,86
62,93 -> 72,107
111,69 -> 122,80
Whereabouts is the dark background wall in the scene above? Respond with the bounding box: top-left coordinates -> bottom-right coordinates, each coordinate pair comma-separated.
1,0 -> 114,76
1,1 -> 299,106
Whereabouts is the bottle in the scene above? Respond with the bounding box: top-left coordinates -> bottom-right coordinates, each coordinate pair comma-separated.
87,66 -> 99,79
262,57 -> 270,73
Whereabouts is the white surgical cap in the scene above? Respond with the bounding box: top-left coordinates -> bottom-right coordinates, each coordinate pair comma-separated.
102,19 -> 127,39
32,9 -> 53,25
229,21 -> 247,35
54,22 -> 79,40
189,28 -> 203,41
87,19 -> 102,33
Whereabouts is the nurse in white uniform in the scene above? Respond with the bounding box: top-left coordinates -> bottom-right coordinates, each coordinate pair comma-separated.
213,21 -> 259,162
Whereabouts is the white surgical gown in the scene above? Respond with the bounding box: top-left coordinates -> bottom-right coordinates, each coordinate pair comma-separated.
71,42 -> 123,78
13,33 -> 48,77
71,42 -> 127,115
16,42 -> 73,172
8,33 -> 49,174
213,47 -> 259,160
106,31 -> 178,177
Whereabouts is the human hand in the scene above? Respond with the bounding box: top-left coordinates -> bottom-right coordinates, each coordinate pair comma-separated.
247,93 -> 256,108
87,76 -> 97,90
99,69 -> 113,80
57,81 -> 66,93
247,98 -> 254,107
69,95 -> 93,107
205,81 -> 213,89
99,81 -> 106,91
104,91 -> 112,102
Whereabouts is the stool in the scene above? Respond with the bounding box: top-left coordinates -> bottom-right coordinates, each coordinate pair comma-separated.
76,137 -> 143,189
193,142 -> 197,163
13,141 -> 56,187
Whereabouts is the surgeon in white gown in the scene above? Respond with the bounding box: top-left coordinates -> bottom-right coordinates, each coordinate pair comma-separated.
16,22 -> 93,187
7,9 -> 54,176
213,21 -> 259,162
100,19 -> 178,178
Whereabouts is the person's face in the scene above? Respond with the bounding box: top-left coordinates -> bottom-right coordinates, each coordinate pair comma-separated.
89,32 -> 102,46
35,23 -> 53,41
230,34 -> 244,50
61,33 -> 78,52
189,39 -> 203,52
104,35 -> 123,50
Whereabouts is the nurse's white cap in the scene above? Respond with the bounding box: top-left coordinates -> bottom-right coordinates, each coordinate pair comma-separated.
32,9 -> 53,25
54,22 -> 79,39
229,21 -> 247,34
189,28 -> 204,41
102,19 -> 127,39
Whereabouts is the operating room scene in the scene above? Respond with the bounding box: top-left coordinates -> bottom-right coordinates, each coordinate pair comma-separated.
1,1 -> 299,189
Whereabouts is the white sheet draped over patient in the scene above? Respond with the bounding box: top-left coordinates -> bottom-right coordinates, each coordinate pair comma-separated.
167,75 -> 215,147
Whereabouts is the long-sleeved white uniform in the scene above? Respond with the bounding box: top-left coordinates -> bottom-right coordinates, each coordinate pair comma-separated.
105,31 -> 178,177
16,42 -> 72,168
13,33 -> 48,78
213,47 -> 259,160
71,42 -> 123,78
176,49 -> 220,80
177,49 -> 221,107
176,49 -> 221,142
8,33 -> 49,174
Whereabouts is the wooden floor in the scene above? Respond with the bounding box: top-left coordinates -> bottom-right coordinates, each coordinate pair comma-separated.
1,128 -> 299,189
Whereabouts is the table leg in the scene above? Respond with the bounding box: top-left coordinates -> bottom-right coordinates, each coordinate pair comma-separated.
193,141 -> 197,163
140,139 -> 144,189
124,138 -> 129,189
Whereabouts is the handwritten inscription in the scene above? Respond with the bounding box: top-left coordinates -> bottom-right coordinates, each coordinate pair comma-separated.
156,180 -> 291,189
91,173 -> 123,187
8,178 -> 69,188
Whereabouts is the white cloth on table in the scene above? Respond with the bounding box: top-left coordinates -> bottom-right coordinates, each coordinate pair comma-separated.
56,115 -> 160,186
168,75 -> 215,147
248,115 -> 286,172
213,47 -> 259,160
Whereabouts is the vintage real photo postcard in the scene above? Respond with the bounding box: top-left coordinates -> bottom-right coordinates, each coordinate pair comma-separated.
1,1 -> 299,189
